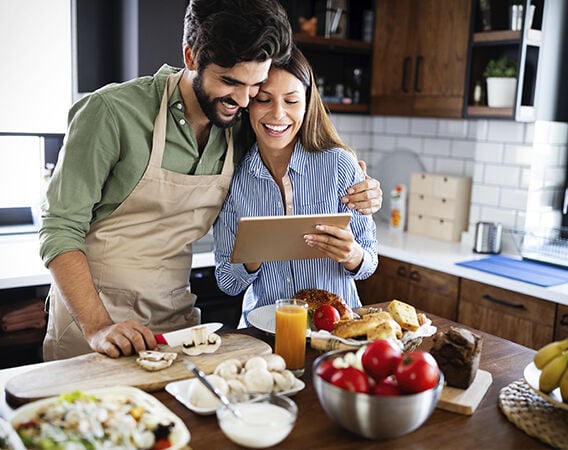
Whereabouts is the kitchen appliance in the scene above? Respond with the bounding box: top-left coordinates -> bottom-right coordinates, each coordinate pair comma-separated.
473,222 -> 502,254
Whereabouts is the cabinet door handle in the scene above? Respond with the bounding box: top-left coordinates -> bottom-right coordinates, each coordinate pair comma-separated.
396,266 -> 407,277
482,294 -> 526,310
561,313 -> 568,326
409,270 -> 421,282
414,56 -> 423,93
402,57 -> 411,93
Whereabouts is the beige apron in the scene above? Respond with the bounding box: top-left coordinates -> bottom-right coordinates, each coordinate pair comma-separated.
44,70 -> 234,360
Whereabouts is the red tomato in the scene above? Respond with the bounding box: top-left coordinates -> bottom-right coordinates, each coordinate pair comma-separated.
153,439 -> 172,450
371,376 -> 402,396
330,367 -> 370,393
361,339 -> 402,381
313,304 -> 340,331
394,351 -> 440,393
316,359 -> 338,382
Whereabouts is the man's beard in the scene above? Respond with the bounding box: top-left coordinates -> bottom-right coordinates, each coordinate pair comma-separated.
193,73 -> 241,128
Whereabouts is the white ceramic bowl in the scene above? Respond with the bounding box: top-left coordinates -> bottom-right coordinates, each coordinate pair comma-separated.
313,349 -> 443,440
216,393 -> 297,448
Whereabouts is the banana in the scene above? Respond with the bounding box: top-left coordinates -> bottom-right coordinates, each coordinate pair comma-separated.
560,364 -> 568,403
539,352 -> 568,393
533,338 -> 568,370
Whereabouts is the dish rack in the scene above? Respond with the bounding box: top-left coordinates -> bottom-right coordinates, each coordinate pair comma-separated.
507,226 -> 568,268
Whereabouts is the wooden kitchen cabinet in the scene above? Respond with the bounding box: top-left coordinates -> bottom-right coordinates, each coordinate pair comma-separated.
356,256 -> 459,321
370,0 -> 471,118
555,303 -> 568,341
458,278 -> 555,349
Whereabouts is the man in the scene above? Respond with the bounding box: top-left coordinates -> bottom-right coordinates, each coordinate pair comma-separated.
40,0 -> 382,360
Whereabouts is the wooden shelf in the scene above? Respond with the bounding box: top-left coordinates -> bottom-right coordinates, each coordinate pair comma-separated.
466,105 -> 513,117
326,103 -> 370,114
473,30 -> 522,43
294,33 -> 372,53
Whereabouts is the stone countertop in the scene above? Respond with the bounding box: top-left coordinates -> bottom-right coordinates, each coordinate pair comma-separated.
1,225 -> 567,307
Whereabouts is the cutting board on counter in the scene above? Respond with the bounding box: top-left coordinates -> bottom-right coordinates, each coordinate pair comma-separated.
5,333 -> 271,407
437,369 -> 493,415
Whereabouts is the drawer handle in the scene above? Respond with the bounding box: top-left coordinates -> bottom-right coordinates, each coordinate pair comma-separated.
561,314 -> 568,326
397,266 -> 407,277
482,294 -> 526,310
409,270 -> 421,282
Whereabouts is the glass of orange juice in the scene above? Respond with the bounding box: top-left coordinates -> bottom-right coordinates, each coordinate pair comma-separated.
275,299 -> 308,376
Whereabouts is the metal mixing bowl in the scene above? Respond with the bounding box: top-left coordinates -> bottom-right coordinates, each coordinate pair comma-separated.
313,349 -> 444,440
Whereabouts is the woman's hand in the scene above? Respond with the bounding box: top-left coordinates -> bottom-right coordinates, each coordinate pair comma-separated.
341,160 -> 383,215
303,224 -> 364,272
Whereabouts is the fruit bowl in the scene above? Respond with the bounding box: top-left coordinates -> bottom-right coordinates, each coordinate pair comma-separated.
313,349 -> 443,440
523,362 -> 568,410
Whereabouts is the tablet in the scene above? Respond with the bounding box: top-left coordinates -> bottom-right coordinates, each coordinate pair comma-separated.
230,213 -> 352,263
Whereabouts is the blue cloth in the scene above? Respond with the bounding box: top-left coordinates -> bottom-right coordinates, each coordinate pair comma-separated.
456,255 -> 568,287
213,142 -> 378,325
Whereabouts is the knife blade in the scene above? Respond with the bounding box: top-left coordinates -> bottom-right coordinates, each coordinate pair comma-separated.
154,322 -> 223,347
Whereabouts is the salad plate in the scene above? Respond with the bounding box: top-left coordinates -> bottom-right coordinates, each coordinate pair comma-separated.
166,377 -> 305,416
247,304 -> 311,337
10,386 -> 191,449
523,362 -> 568,410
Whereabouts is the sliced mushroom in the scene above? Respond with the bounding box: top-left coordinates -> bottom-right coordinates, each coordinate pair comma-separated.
136,350 -> 177,371
182,331 -> 222,356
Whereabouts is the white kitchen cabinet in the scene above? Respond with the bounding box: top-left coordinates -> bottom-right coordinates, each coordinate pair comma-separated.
0,0 -> 72,133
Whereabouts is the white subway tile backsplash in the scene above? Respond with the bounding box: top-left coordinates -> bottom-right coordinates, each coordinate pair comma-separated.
437,119 -> 469,138
475,142 -> 504,163
487,121 -> 525,143
500,187 -> 528,210
451,140 -> 476,159
423,138 -> 451,156
503,144 -> 532,166
472,184 -> 500,206
433,158 -> 466,174
467,119 -> 489,140
395,137 -> 422,153
410,118 -> 437,136
484,164 -> 521,187
330,114 -> 567,239
384,117 -> 411,135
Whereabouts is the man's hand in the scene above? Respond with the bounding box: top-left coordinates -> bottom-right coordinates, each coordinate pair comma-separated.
87,320 -> 158,358
341,160 -> 383,215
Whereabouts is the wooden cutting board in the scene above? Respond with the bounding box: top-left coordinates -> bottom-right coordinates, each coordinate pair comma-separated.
437,369 -> 493,415
5,333 -> 271,407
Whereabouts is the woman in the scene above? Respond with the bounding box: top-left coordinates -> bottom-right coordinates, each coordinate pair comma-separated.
213,46 -> 378,326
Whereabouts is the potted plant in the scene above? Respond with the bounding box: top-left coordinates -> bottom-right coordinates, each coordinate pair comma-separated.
483,57 -> 518,107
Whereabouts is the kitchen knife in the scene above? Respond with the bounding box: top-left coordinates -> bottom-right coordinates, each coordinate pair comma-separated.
154,322 -> 223,347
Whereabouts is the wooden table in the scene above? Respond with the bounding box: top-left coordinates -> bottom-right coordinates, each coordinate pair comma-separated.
0,307 -> 549,449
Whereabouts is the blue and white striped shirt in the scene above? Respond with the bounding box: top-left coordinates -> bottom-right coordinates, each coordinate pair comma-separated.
213,141 -> 378,325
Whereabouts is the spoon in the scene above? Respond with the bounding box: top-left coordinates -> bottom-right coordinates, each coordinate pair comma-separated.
184,360 -> 242,418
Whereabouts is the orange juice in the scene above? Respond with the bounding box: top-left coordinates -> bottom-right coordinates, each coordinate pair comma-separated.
275,299 -> 308,375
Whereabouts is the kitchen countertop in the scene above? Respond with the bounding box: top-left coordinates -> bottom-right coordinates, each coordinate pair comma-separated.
0,309 -> 550,449
1,223 -> 567,307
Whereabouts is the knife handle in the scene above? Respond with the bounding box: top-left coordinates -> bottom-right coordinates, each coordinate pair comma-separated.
154,334 -> 167,345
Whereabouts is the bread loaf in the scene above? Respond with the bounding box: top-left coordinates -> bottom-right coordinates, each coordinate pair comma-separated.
430,327 -> 482,389
292,288 -> 354,320
387,299 -> 420,332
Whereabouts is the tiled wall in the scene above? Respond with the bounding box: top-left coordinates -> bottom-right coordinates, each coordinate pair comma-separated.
330,115 -> 568,246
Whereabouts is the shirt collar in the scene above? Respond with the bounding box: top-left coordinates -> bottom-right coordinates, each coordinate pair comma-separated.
247,140 -> 309,179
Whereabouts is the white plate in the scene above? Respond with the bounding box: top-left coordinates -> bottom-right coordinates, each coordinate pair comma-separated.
523,362 -> 568,410
10,386 -> 191,449
247,304 -> 311,337
166,377 -> 305,416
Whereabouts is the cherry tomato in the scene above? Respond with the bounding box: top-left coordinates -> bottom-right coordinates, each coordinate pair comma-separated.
153,439 -> 172,450
394,351 -> 440,393
371,376 -> 402,396
361,339 -> 402,381
330,367 -> 370,393
313,304 -> 341,331
316,359 -> 338,382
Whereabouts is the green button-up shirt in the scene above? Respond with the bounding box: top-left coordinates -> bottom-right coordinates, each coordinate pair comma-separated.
40,65 -> 243,266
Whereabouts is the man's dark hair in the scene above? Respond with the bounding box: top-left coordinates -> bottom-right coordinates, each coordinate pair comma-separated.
183,0 -> 293,69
